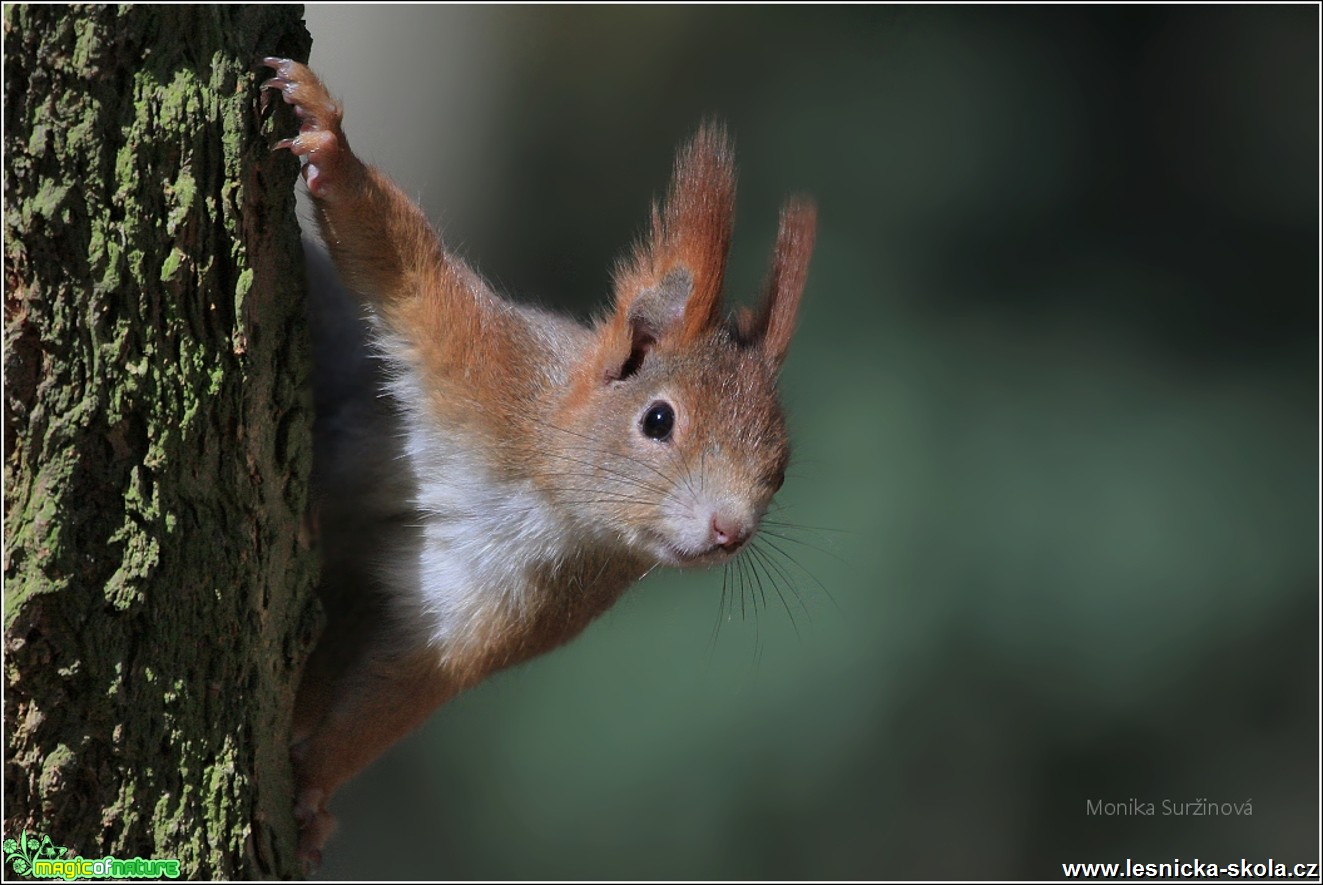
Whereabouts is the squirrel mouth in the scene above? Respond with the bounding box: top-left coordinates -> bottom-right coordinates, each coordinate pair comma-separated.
652,536 -> 727,568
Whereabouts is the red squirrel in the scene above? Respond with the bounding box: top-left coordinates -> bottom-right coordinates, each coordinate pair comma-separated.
261,57 -> 816,863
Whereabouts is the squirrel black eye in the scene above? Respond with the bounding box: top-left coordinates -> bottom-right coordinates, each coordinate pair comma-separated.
640,401 -> 675,441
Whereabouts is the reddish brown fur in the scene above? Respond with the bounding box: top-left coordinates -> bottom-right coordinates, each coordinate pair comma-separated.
263,58 -> 816,865
750,197 -> 818,365
320,168 -> 544,452
291,646 -> 457,849
603,123 -> 736,348
438,550 -> 646,688
266,60 -> 543,455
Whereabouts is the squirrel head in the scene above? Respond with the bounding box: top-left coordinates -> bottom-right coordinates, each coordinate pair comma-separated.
551,123 -> 817,568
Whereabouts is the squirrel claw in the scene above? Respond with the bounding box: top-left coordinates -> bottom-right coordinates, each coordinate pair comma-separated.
258,56 -> 346,198
260,76 -> 291,95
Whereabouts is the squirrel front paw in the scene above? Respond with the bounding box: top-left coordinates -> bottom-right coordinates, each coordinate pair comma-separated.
260,57 -> 352,199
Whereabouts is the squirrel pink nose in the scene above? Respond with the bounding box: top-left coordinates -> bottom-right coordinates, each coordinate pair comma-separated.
711,515 -> 750,552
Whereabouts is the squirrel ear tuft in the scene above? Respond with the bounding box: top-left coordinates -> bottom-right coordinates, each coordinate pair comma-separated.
610,121 -> 736,344
747,197 -> 816,368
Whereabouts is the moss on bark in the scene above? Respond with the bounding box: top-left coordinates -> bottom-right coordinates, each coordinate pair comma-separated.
4,6 -> 316,878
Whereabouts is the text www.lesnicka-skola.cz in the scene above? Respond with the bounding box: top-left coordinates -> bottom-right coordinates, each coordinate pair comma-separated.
1062,859 -> 1319,879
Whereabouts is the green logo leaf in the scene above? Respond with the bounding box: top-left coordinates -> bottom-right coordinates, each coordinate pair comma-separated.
4,829 -> 72,878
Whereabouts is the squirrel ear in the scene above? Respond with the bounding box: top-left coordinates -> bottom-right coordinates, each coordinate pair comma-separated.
611,122 -> 736,345
603,267 -> 692,382
745,196 -> 816,368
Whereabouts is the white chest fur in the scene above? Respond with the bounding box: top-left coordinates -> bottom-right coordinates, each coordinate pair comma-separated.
376,335 -> 581,662
414,426 -> 572,651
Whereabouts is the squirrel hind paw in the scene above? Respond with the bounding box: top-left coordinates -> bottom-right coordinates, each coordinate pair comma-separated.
293,784 -> 324,825
297,808 -> 337,871
293,783 -> 337,869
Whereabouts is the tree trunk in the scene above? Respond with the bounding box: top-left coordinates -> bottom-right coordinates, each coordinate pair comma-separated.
4,6 -> 316,878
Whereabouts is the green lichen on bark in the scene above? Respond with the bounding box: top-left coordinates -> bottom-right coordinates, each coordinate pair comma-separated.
4,6 -> 316,878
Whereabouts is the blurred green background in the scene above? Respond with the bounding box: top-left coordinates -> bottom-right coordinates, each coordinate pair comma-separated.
298,6 -> 1317,879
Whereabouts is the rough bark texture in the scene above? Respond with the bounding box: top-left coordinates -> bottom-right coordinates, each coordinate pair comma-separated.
4,6 -> 316,878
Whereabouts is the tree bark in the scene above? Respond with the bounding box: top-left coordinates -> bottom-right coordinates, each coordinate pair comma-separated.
4,6 -> 316,878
